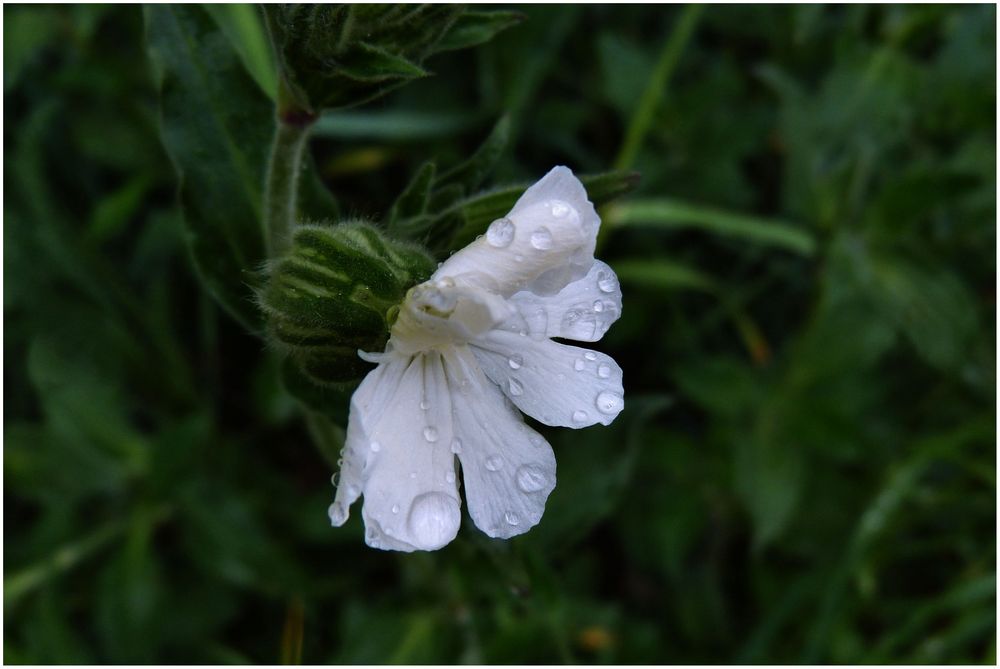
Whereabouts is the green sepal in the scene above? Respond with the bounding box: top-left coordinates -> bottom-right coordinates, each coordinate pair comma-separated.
260,221 -> 436,406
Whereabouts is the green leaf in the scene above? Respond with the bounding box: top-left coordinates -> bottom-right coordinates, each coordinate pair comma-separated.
339,43 -> 429,83
145,5 -> 272,331
606,198 -> 816,256
436,115 -> 511,194
388,162 -> 436,231
432,10 -> 524,53
204,4 -> 278,100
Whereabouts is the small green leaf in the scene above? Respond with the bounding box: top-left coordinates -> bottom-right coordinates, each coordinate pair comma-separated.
432,10 -> 524,53
388,162 -> 436,231
145,5 -> 272,331
339,43 -> 429,83
606,198 -> 816,256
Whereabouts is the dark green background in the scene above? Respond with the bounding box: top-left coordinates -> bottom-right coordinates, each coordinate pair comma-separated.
4,4 -> 996,664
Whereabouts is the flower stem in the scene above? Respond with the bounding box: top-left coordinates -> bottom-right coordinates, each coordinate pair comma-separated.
263,91 -> 316,258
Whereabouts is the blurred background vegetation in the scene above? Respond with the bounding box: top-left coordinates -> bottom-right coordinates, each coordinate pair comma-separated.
4,4 -> 996,664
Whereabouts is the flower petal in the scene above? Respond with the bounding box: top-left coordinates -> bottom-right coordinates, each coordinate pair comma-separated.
505,260 -> 622,342
433,166 -> 600,297
340,352 -> 462,552
330,354 -> 410,525
469,330 -> 624,428
443,345 -> 556,539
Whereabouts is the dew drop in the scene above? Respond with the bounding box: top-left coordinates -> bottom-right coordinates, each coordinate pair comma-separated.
419,399 -> 429,410
391,504 -> 400,514
486,217 -> 515,248
407,492 -> 460,550
508,378 -> 524,396
593,300 -> 604,313
550,201 -> 570,218
597,271 -> 618,293
598,363 -> 611,379
525,307 -> 548,338
572,409 -> 589,424
330,472 -> 340,487
370,441 -> 381,452
423,426 -> 439,442
451,438 -> 463,454
530,226 -> 553,250
485,454 -> 504,472
445,472 -> 456,484
584,351 -> 597,361
508,354 -> 523,370
574,358 -> 585,372
505,510 -> 521,526
516,464 -> 548,493
596,391 -> 623,415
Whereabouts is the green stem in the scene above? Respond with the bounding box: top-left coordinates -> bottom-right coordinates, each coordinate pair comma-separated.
612,4 -> 703,171
264,116 -> 313,258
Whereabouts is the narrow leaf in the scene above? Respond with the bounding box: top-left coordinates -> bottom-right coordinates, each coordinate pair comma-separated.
388,162 -> 436,232
436,115 -> 510,194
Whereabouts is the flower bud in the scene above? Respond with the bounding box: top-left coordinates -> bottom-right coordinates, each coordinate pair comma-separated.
260,222 -> 435,386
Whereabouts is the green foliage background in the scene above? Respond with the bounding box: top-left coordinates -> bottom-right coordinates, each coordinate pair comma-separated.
4,4 -> 996,664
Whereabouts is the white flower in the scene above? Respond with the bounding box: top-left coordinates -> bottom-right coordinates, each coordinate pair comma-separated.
328,166 -> 624,551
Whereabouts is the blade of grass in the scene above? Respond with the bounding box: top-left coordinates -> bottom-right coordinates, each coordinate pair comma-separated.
606,198 -> 816,256
613,4 -> 703,171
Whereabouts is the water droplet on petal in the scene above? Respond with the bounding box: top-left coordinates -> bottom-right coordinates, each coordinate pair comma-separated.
572,409 -> 589,424
516,464 -> 548,493
451,439 -> 463,454
574,358 -> 585,372
550,201 -> 570,218
486,217 -> 515,248
407,492 -> 460,550
508,378 -> 524,396
584,351 -> 597,361
330,472 -> 340,487
420,399 -> 429,410
505,510 -> 521,526
485,454 -> 504,471
423,426 -> 439,442
445,472 -> 456,484
598,363 -> 611,378
392,504 -> 400,514
525,307 -> 548,338
596,391 -> 623,415
597,271 -> 618,293
593,300 -> 604,312
508,354 -> 523,370
530,226 -> 553,250
370,441 -> 381,452
328,502 -> 347,526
